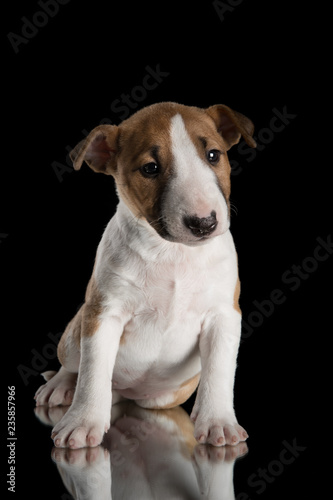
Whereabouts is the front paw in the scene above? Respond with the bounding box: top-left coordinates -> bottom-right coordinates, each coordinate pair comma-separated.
191,411 -> 248,447
51,406 -> 110,449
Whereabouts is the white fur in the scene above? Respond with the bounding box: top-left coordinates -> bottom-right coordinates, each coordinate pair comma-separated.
98,201 -> 238,403
42,112 -> 247,449
162,114 -> 229,243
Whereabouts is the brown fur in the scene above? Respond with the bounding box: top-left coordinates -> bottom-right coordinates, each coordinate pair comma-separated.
70,102 -> 255,238
57,309 -> 82,366
57,276 -> 104,365
233,277 -> 241,314
114,102 -> 235,227
82,276 -> 103,337
205,104 -> 256,150
115,110 -> 174,229
151,373 -> 201,410
176,106 -> 232,206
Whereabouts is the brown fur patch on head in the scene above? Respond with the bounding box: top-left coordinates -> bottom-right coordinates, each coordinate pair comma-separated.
114,102 -> 237,230
170,104 -> 255,211
70,125 -> 119,174
69,102 -> 256,236
176,106 -> 233,205
205,104 -> 256,150
114,103 -> 181,233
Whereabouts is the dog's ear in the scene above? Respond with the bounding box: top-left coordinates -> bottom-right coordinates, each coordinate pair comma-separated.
70,125 -> 119,174
206,104 -> 256,150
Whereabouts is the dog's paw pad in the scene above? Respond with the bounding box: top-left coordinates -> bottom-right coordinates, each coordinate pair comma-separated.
194,420 -> 248,447
52,414 -> 109,449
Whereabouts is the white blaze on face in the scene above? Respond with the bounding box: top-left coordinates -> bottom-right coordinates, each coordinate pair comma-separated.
162,113 -> 229,244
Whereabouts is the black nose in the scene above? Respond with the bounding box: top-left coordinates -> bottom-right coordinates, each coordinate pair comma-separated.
184,211 -> 218,237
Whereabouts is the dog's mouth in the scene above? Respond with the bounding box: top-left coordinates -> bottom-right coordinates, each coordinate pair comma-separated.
147,216 -> 221,246
146,216 -> 170,239
165,232 -> 219,247
148,220 -> 181,244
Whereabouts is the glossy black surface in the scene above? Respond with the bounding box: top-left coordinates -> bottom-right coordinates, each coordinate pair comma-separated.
7,386 -> 313,499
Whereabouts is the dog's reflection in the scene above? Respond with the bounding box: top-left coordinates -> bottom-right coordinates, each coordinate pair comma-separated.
35,402 -> 247,499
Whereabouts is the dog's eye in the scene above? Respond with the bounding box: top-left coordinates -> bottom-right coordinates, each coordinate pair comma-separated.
207,150 -> 221,165
140,162 -> 160,177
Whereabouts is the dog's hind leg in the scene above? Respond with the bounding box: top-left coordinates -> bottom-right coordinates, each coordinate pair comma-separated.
34,307 -> 82,407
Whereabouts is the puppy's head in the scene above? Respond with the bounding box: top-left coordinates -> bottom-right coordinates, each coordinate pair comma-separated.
71,102 -> 256,246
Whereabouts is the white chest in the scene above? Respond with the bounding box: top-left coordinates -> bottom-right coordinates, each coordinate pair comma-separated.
95,214 -> 237,383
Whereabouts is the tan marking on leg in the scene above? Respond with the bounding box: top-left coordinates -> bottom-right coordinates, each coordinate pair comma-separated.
119,329 -> 127,345
57,307 -> 82,366
57,274 -> 104,368
152,373 -> 201,410
233,277 -> 241,314
81,276 -> 104,337
57,327 -> 69,366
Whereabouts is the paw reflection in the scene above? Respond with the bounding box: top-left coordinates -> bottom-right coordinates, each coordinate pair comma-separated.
34,404 -> 69,427
193,441 -> 248,462
36,402 -> 248,499
192,442 -> 248,498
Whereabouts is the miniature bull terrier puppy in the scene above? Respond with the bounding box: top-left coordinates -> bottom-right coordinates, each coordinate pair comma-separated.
35,101 -> 256,449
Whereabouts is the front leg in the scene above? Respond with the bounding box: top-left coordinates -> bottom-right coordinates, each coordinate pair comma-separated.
52,312 -> 125,449
191,308 -> 248,446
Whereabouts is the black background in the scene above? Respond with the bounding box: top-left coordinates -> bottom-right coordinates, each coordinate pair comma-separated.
3,1 -> 330,498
